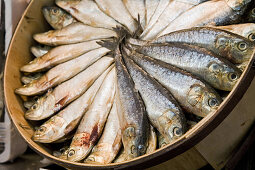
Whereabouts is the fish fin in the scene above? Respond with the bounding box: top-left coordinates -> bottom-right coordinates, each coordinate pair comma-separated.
97,38 -> 118,51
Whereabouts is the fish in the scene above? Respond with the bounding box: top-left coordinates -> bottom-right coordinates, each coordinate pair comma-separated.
141,0 -> 208,40
67,67 -> 116,162
154,27 -> 255,70
31,45 -> 52,58
128,42 -> 241,91
246,6 -> 255,22
214,23 -> 255,42
157,132 -> 169,148
33,22 -> 117,46
84,100 -> 122,164
15,47 -> 110,96
23,96 -> 39,109
113,147 -> 126,163
123,48 -> 222,118
32,66 -> 113,143
21,73 -> 43,85
187,120 -> 198,129
53,146 -> 69,159
115,47 -> 150,160
122,50 -> 186,142
42,6 -> 76,30
55,0 -> 121,29
94,0 -> 138,33
122,0 -> 146,29
146,126 -> 157,154
145,0 -> 160,27
21,40 -> 101,72
159,0 -> 251,36
24,57 -> 113,120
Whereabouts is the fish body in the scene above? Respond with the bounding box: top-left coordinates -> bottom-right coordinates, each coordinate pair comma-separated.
16,48 -> 110,96
21,40 -> 101,72
55,0 -> 120,29
115,47 -> 149,160
129,42 -> 241,91
146,126 -> 157,154
122,51 -> 186,142
21,73 -> 43,85
33,22 -> 117,46
42,6 -> 76,30
24,57 -> 113,120
84,100 -> 122,164
157,132 -> 169,148
32,66 -> 113,143
154,27 -> 255,67
67,68 -> 116,162
159,0 -> 251,35
124,48 -> 222,117
31,45 -> 52,58
145,0 -> 160,27
95,0 -> 138,33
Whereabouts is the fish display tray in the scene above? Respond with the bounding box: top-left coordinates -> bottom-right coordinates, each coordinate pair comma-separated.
3,0 -> 255,169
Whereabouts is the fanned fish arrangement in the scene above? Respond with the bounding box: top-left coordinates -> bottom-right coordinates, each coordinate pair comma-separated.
15,0 -> 255,165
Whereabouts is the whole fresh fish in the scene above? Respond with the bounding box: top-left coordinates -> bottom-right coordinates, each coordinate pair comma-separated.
144,0 -> 170,33
145,0 -> 160,26
115,47 -> 149,160
214,23 -> 255,42
146,126 -> 157,154
159,0 -> 251,36
33,22 -> 117,46
24,57 -> 113,120
67,68 -> 116,162
15,48 -> 110,96
124,48 -> 222,117
42,6 -> 76,30
32,66 -> 113,143
122,50 -> 186,142
84,100 -> 122,164
94,0 -> 138,33
21,40 -> 101,72
21,73 -> 43,85
31,45 -> 52,58
122,0 -> 146,29
55,0 -> 120,29
141,0 -> 208,40
154,27 -> 255,70
128,42 -> 241,91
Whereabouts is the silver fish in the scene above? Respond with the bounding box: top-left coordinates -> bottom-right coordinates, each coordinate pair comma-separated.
21,73 -> 43,85
24,57 -> 113,120
33,22 -> 117,46
31,45 -> 52,58
67,67 -> 116,162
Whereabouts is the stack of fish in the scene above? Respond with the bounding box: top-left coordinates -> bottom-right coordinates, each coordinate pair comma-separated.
14,0 -> 255,165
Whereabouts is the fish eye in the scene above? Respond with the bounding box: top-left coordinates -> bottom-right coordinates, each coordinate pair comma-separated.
138,145 -> 146,154
209,63 -> 221,71
248,33 -> 255,42
68,149 -> 75,157
131,145 -> 136,154
38,126 -> 46,133
208,98 -> 218,107
173,127 -> 182,137
228,73 -> 238,81
87,156 -> 95,162
31,104 -> 37,110
52,8 -> 59,14
237,42 -> 247,51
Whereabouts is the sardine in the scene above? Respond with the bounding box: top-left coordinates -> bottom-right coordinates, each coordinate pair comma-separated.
21,40 -> 101,72
128,42 -> 241,91
33,22 -> 117,46
53,146 -> 69,158
32,66 -> 113,143
55,0 -> 120,29
84,100 -> 122,164
31,45 -> 52,58
247,8 -> 255,22
122,0 -> 146,29
24,57 -> 113,120
94,0 -> 138,33
146,126 -> 157,154
124,48 -> 222,117
115,47 -> 149,160
154,27 -> 255,69
187,120 -> 198,129
42,6 -> 76,30
159,0 -> 251,35
122,50 -> 186,142
23,96 -> 39,109
157,132 -> 169,148
113,147 -> 126,163
145,0 -> 160,26
21,73 -> 43,85
141,0 -> 207,40
16,48 -> 110,96
67,68 -> 116,162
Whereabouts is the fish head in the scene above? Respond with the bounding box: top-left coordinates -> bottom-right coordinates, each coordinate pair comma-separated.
25,91 -> 55,120
215,34 -> 255,63
206,61 -> 241,91
226,0 -> 251,11
85,143 -> 113,164
123,126 -> 147,158
67,146 -> 88,162
187,84 -> 222,117
42,7 -> 65,28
